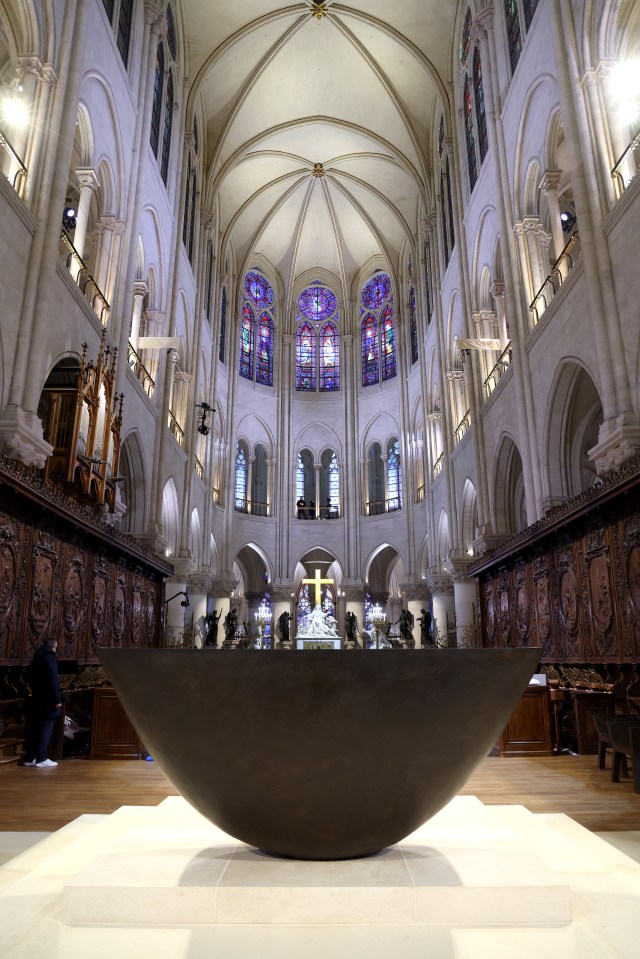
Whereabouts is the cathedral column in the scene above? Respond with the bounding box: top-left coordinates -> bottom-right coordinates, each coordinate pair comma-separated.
476,11 -> 541,522
313,462 -> 321,518
522,218 -> 545,299
343,586 -> 366,648
550,0 -> 640,472
539,170 -> 566,263
582,65 -> 617,209
187,571 -> 214,648
380,453 -> 389,510
71,168 -> 100,272
270,586 -> 294,648
246,456 -> 255,513
402,584 -> 430,648
13,57 -> 53,207
129,280 -> 149,353
445,560 -> 478,648
427,574 -> 455,647
266,458 -> 276,517
0,0 -> 89,466
92,216 -> 123,308
164,558 -> 195,646
490,281 -> 508,349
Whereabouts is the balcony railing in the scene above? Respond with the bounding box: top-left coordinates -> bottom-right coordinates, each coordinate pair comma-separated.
611,128 -> 640,194
59,231 -> 110,325
127,342 -> 155,397
367,496 -> 402,516
433,452 -> 444,477
454,409 -> 471,445
484,344 -> 512,399
212,487 -> 220,505
529,231 -> 581,323
416,483 -> 425,502
168,410 -> 184,446
0,125 -> 27,197
194,456 -> 204,480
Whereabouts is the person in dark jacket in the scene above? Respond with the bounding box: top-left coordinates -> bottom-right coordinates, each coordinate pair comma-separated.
23,638 -> 62,768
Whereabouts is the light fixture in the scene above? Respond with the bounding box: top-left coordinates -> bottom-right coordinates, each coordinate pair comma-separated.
62,202 -> 77,231
164,590 -> 190,608
560,211 -> 576,233
1,86 -> 29,128
255,599 -> 272,647
608,58 -> 640,125
195,401 -> 214,436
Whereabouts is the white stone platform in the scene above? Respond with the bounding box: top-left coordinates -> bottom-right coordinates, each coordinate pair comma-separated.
1,795 -> 639,958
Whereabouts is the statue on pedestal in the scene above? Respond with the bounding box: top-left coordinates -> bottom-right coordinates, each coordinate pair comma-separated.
420,608 -> 433,646
278,611 -> 292,645
344,611 -> 359,647
204,609 -> 222,647
399,609 -> 415,646
223,607 -> 238,646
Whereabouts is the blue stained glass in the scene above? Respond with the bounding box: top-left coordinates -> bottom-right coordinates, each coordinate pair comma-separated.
256,312 -> 273,386
381,306 -> 396,381
464,75 -> 477,190
362,273 -> 391,310
239,304 -> 254,380
244,271 -> 274,308
362,313 -> 379,386
387,439 -> 401,509
296,321 -> 316,391
410,288 -> 418,365
504,0 -> 522,73
320,321 -> 339,391
298,285 -> 337,322
474,47 -> 488,163
459,8 -> 472,64
235,445 -> 247,508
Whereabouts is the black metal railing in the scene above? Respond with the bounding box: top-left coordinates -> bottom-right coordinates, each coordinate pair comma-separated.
433,452 -> 444,477
59,231 -> 110,325
367,496 -> 402,516
168,410 -> 184,446
194,456 -> 204,480
455,408 -> 471,445
0,125 -> 27,197
127,342 -> 155,396
484,343 -> 512,398
611,128 -> 640,194
529,231 -> 581,323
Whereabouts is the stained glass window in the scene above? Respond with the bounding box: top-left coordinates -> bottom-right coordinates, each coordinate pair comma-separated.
256,312 -> 273,386
438,115 -> 445,159
187,164 -> 197,261
424,240 -> 432,321
244,271 -> 274,308
205,243 -> 213,320
361,313 -> 378,386
464,75 -> 477,190
387,439 -> 402,511
161,70 -> 174,183
239,305 -> 254,380
473,48 -> 488,162
523,0 -> 539,29
408,253 -> 413,278
102,0 -> 115,19
193,119 -> 199,155
504,0 -> 522,74
116,0 -> 133,67
446,160 -> 456,250
409,288 -> 418,365
182,163 -> 190,245
150,43 -> 164,158
239,272 -> 274,384
440,171 -> 450,265
361,273 -> 396,386
459,8 -> 472,64
295,283 -> 339,393
381,306 -> 396,381
320,322 -> 339,391
296,453 -> 304,501
362,272 -> 391,310
329,452 -> 339,506
234,445 -> 247,510
298,285 -> 337,322
219,287 -> 226,363
296,322 -> 316,391
166,4 -> 177,60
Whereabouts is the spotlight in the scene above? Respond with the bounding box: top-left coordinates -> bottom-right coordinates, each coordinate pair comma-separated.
195,402 -> 215,437
560,211 -> 576,233
62,203 -> 77,231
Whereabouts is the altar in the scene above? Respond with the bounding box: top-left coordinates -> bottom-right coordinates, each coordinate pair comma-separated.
295,570 -> 342,649
296,637 -> 341,650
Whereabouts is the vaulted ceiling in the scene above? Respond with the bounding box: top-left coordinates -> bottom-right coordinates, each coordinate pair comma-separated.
181,1 -> 457,298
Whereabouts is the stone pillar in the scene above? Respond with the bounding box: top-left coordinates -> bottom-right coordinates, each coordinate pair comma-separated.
427,574 -> 455,647
490,281 -> 508,347
72,168 -> 100,269
129,280 -> 148,352
266,457 -> 275,517
445,563 -> 478,648
313,461 -> 321,518
164,558 -> 195,647
343,586 -> 366,648
540,170 -> 566,263
360,458 -> 369,515
187,571 -> 214,649
270,585 -> 294,648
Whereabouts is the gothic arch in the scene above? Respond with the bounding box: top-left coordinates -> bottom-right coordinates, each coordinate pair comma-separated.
543,359 -> 603,502
436,508 -> 450,569
161,477 -> 180,557
190,508 -> 202,568
459,478 -> 478,552
119,429 -> 147,534
492,434 -> 527,536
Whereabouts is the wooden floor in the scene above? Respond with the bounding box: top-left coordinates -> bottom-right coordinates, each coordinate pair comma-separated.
0,754 -> 638,834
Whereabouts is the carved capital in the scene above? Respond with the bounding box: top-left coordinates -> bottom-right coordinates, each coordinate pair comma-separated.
17,56 -> 44,81
133,280 -> 149,299
540,169 -> 562,195
76,168 -> 100,192
0,406 -> 53,469
425,573 -> 453,596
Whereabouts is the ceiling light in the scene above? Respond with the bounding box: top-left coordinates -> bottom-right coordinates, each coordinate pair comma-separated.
1,90 -> 29,128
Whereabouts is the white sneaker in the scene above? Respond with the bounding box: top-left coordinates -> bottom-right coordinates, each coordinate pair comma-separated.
23,759 -> 36,766
35,758 -> 58,768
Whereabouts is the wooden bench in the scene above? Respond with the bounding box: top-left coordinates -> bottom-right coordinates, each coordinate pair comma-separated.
608,719 -> 640,792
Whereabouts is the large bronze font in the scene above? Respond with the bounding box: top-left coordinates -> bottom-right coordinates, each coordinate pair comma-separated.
99,647 -> 540,859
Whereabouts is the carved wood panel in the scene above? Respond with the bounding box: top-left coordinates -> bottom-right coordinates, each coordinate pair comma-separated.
0,478 -> 168,666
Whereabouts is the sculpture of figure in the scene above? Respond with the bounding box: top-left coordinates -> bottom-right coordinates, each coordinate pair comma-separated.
224,607 -> 238,643
204,609 -> 222,646
298,605 -> 339,638
278,611 -> 291,643
345,611 -> 358,645
420,608 -> 433,646
399,609 -> 414,645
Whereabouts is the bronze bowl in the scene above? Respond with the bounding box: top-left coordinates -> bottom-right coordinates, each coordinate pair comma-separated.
98,647 -> 540,860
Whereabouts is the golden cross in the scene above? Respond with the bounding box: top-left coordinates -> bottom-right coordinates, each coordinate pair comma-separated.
302,568 -> 334,607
